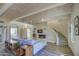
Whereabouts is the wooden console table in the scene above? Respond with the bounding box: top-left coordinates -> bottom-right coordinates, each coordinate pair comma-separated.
21,45 -> 33,56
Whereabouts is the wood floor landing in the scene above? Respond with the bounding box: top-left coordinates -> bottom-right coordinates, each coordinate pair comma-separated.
35,42 -> 73,56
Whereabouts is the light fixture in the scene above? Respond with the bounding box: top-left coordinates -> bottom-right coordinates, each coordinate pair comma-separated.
41,18 -> 45,22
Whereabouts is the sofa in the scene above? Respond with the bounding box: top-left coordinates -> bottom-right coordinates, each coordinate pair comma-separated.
5,39 -> 47,56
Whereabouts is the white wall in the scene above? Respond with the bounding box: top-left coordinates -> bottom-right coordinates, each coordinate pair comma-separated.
34,23 -> 57,43
46,26 -> 57,43
68,4 -> 79,56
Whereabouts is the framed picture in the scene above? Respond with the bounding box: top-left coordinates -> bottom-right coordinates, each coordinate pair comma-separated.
74,16 -> 79,35
37,29 -> 43,33
74,16 -> 79,26
39,35 -> 46,39
74,27 -> 79,35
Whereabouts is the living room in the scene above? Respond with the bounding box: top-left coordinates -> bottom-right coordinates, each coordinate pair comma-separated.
0,3 -> 79,56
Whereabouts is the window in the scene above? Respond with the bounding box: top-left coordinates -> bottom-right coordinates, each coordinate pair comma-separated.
0,27 -> 3,42
11,27 -> 18,38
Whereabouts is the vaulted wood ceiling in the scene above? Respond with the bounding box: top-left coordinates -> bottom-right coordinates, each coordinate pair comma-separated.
0,3 -> 57,22
0,3 -> 73,24
17,3 -> 72,24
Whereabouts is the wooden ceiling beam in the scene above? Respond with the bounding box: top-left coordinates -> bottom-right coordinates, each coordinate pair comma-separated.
13,3 -> 67,21
0,3 -> 13,16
